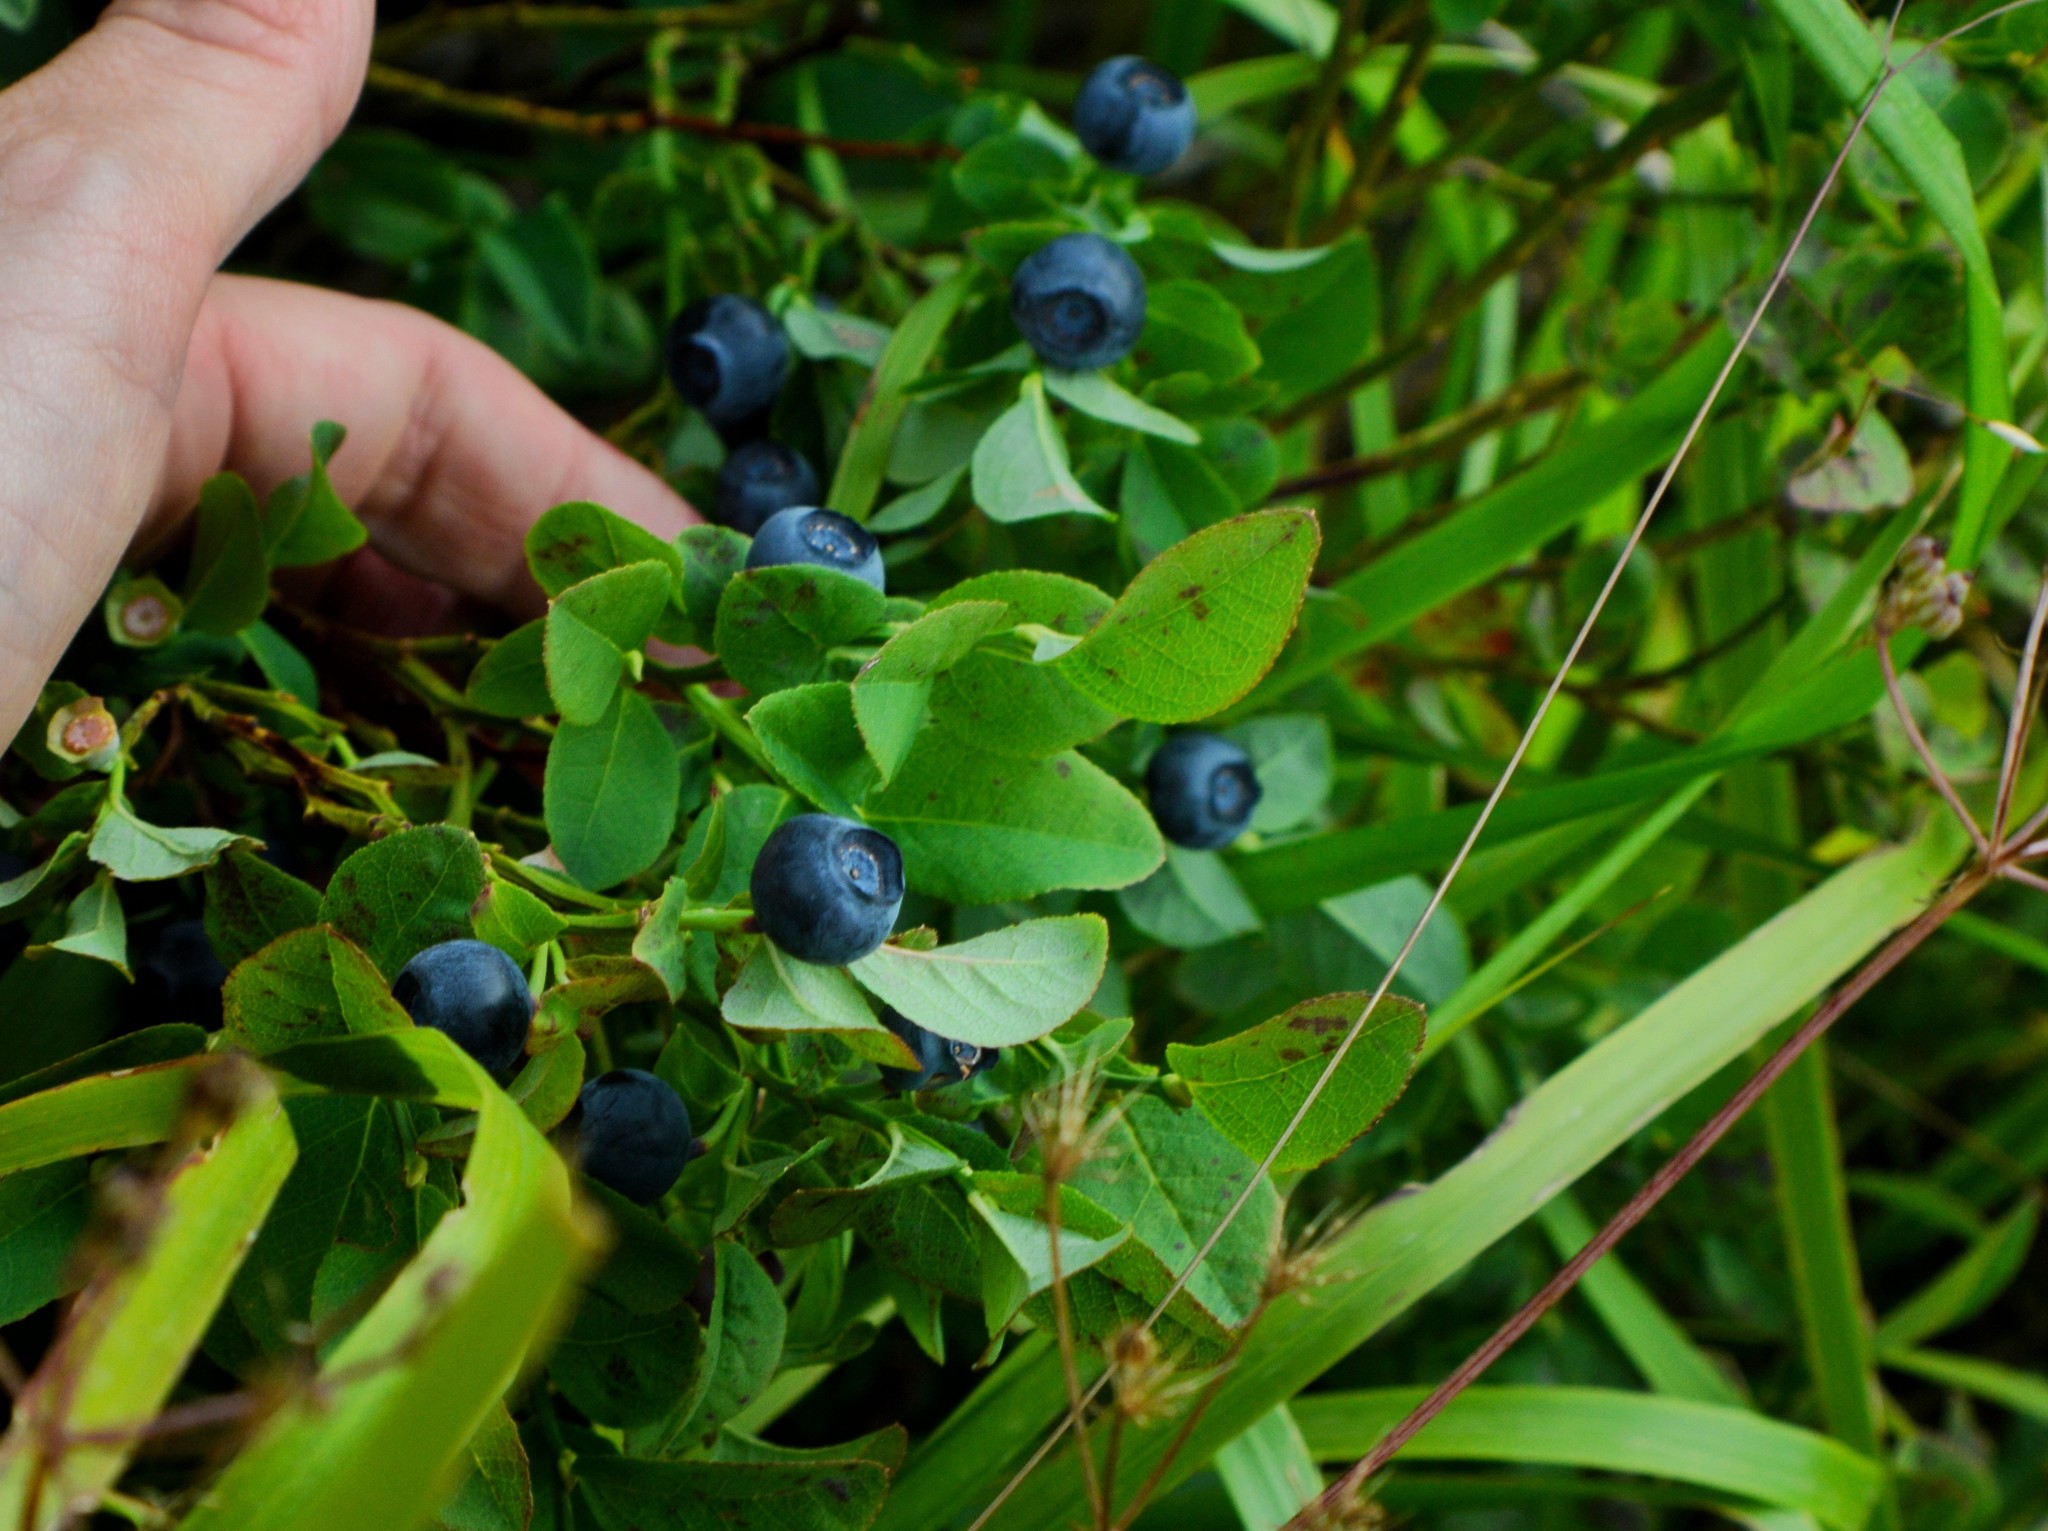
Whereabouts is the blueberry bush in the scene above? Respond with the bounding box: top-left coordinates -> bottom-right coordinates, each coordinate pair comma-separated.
5,3 -> 2048,1530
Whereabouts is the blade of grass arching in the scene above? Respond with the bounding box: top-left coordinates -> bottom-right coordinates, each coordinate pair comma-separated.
1452,1032 -> 1743,1407
1873,1198 -> 2039,1356
0,1079 -> 297,1528
1943,910 -> 2048,975
1213,1404 -> 1320,1531
1290,1387 -> 1883,1530
1761,0 -> 2011,561
1881,1347 -> 2048,1425
179,1030 -> 597,1531
886,822 -> 1963,1531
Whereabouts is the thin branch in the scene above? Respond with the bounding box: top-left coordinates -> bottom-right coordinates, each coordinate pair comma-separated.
364,63 -> 959,160
1316,16 -> 1438,241
1042,1182 -> 1105,1527
1287,867 -> 1989,1524
374,1 -> 794,57
1993,568 -> 2048,847
1274,366 -> 1588,501
1880,634 -> 1991,857
1277,0 -> 1370,246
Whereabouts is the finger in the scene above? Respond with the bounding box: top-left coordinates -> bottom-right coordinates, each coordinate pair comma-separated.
157,275 -> 698,617
0,2 -> 371,735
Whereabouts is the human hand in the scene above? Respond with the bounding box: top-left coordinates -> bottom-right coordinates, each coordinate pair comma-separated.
0,0 -> 695,741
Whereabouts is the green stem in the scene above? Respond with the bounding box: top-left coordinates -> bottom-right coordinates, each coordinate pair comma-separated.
686,684 -> 782,781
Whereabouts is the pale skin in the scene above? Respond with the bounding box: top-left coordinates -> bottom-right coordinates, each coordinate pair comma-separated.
0,0 -> 696,741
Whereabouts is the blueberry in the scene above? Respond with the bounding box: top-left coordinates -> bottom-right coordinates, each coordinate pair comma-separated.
716,440 -> 821,536
1073,55 -> 1197,175
138,919 -> 228,1026
1146,732 -> 1261,850
745,507 -> 885,592
666,294 -> 790,434
879,1006 -> 998,1093
1011,233 -> 1147,372
749,814 -> 904,966
573,1068 -> 693,1205
392,939 -> 533,1080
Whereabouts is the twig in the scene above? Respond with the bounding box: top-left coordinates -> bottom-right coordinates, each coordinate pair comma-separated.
1277,0 -> 1371,246
1273,366 -> 1587,501
1879,635 -> 1991,858
1042,1182 -> 1105,1527
364,63 -> 958,160
1992,568 -> 2048,845
374,1 -> 793,57
1317,16 -> 1438,241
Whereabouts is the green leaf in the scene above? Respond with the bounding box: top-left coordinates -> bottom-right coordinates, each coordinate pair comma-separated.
1291,1387 -> 1883,1531
321,824 -> 487,979
1167,991 -> 1426,1173
771,1123 -> 966,1247
478,194 -> 601,358
659,1241 -> 787,1454
971,376 -> 1112,524
466,621 -> 553,720
472,877 -> 568,965
30,870 -> 127,975
89,801 -> 242,881
1320,876 -> 1469,1006
862,736 -> 1162,903
869,465 -> 967,534
1214,1406 -> 1320,1531
433,1403 -> 533,1531
544,687 -> 681,890
528,501 -> 686,602
264,422 -> 368,569
852,600 -> 1011,781
552,1292 -> 704,1429
722,944 -> 911,1067
675,525 -> 750,642
926,575 -> 1120,759
204,846 -> 322,969
545,562 -> 674,725
182,473 -> 272,635
747,684 -> 878,817
830,269 -> 972,520
0,1080 -> 296,1524
970,1173 -> 1233,1360
629,877 -> 694,1003
714,566 -> 889,697
1117,844 -> 1263,949
577,1455 -> 887,1531
326,928 -> 414,1035
0,0 -> 42,34
223,926 -> 347,1053
1043,369 -> 1201,443
0,1161 -> 91,1326
848,915 -> 1108,1048
1120,434 -> 1242,559
1069,1095 -> 1279,1327
1140,279 -> 1261,382
0,830 -> 83,913
1785,409 -> 1911,514
240,620 -> 320,706
782,298 -> 892,365
1056,509 -> 1319,722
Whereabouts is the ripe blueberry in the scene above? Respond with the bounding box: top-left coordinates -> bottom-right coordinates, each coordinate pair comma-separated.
879,1006 -> 998,1093
666,294 -> 790,434
392,939 -> 534,1080
1073,56 -> 1197,175
1146,732 -> 1261,850
572,1068 -> 693,1205
745,507 -> 885,592
750,814 -> 904,966
138,918 -> 228,1026
1011,233 -> 1147,372
717,440 -> 821,536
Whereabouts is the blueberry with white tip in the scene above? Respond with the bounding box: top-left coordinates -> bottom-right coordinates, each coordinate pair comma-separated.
878,1006 -> 998,1093
745,507 -> 885,592
1146,732 -> 1261,850
573,1068 -> 693,1205
393,939 -> 534,1080
750,814 -> 903,966
717,440 -> 821,535
1011,233 -> 1147,372
1074,55 -> 1197,175
666,294 -> 789,433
